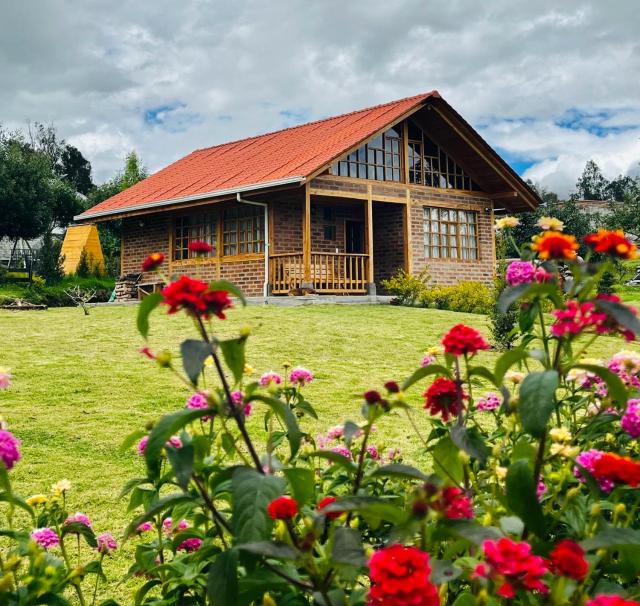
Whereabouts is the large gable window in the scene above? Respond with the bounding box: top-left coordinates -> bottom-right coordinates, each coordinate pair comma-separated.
173,212 -> 217,260
331,126 -> 402,182
223,206 -> 265,256
422,207 -> 479,260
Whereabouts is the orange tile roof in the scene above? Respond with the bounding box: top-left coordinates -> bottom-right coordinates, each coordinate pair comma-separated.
78,92 -> 438,219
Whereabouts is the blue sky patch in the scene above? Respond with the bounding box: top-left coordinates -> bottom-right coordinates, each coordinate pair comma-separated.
143,102 -> 202,132
555,107 -> 637,137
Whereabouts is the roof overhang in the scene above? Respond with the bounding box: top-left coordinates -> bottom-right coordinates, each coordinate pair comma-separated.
74,175 -> 305,222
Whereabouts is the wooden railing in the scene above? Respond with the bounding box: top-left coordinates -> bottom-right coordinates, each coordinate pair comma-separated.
269,252 -> 369,294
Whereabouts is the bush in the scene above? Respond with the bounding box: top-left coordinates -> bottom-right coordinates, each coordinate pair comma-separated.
2,275 -> 115,307
37,230 -> 65,283
420,281 -> 492,314
380,268 -> 430,305
75,248 -> 91,278
490,234 -> 519,349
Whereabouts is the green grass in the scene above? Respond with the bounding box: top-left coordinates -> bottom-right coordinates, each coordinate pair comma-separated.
1,302 -> 639,600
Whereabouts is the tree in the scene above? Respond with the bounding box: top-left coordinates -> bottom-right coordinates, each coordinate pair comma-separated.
605,189 -> 640,239
37,231 -> 64,283
60,144 -> 93,195
120,151 -> 148,190
573,159 -> 609,201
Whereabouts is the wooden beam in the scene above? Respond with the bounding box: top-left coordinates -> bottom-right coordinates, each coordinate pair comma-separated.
488,191 -> 518,200
303,182 -> 311,283
404,190 -> 413,275
366,184 -> 374,284
309,187 -> 406,204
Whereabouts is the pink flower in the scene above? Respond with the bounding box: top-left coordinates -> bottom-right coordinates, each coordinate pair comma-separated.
137,522 -> 153,533
186,391 -> 213,421
137,435 -> 182,456
231,390 -> 252,417
331,446 -> 352,459
506,261 -> 536,286
574,449 -> 614,492
96,532 -> 117,554
383,447 -> 402,462
177,537 -> 202,552
326,425 -> 345,440
421,353 -> 436,367
476,392 -> 501,412
0,430 -> 20,470
366,445 -> 380,459
536,481 -> 547,500
166,436 -> 182,449
163,518 -> 189,534
137,435 -> 149,456
289,367 -> 314,386
622,399 -> 640,438
0,369 -> 11,390
259,371 -> 282,387
31,527 -> 59,549
65,512 -> 92,529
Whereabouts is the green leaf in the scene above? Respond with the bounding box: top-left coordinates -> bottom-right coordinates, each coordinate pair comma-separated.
369,463 -> 430,482
283,468 -> 316,506
180,339 -> 214,385
119,430 -> 147,454
61,522 -> 97,548
238,569 -> 292,604
581,527 -> 640,551
498,283 -> 532,312
124,493 -> 195,539
137,292 -> 163,339
251,395 -> 302,460
494,349 -> 529,385
238,540 -> 299,560
311,450 -> 357,474
166,442 -> 194,490
32,594 -> 71,605
595,298 -> 640,338
430,559 -> 462,584
207,549 -> 239,606
232,467 -> 285,544
499,282 -> 563,313
0,492 -> 35,522
332,527 -> 365,566
467,366 -> 498,387
506,460 -> 545,536
441,520 -> 501,545
322,496 -> 406,525
343,421 -> 361,446
571,364 -> 628,406
220,337 -> 246,385
209,280 -> 246,306
451,592 -> 476,606
432,435 -> 464,484
402,364 -> 451,391
519,370 -> 559,437
450,425 -> 489,465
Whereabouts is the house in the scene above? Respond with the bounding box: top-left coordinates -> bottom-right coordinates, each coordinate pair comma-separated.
76,92 -> 540,299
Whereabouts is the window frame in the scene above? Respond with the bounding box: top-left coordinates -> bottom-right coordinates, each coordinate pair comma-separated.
222,206 -> 265,257
172,212 -> 218,261
422,206 -> 480,261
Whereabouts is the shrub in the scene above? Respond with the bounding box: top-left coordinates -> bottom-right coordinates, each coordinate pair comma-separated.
490,233 -> 519,349
37,231 -> 65,283
380,268 -> 429,305
420,281 -> 492,314
75,248 -> 91,278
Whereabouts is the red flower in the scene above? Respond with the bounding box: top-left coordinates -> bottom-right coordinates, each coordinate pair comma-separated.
591,452 -> 640,488
588,596 -> 640,606
141,252 -> 165,272
437,487 -> 474,520
549,539 -> 588,581
384,380 -> 400,393
367,544 -> 439,606
594,294 -> 638,341
532,231 -> 579,261
161,276 -> 232,320
584,229 -> 637,260
442,324 -> 490,357
267,496 -> 298,520
423,377 -> 466,422
364,390 -> 382,404
474,538 -> 549,598
187,240 -> 214,255
318,496 -> 341,520
138,346 -> 156,360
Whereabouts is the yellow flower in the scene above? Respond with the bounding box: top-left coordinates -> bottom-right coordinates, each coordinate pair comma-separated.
505,370 -> 525,384
550,443 -> 579,458
26,494 -> 48,506
204,356 -> 214,368
549,427 -> 572,443
494,216 -> 520,230
536,216 -> 564,231
244,363 -> 255,375
51,479 -> 71,495
425,346 -> 443,356
495,466 -> 508,480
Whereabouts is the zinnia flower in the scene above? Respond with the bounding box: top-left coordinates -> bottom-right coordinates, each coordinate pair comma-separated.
367,544 -> 439,606
506,261 -> 536,286
51,479 -> 71,495
141,252 -> 165,272
186,391 -> 214,421
31,527 -> 59,550
585,229 -> 637,260
267,496 -> 298,520
187,240 -> 214,255
65,512 -> 92,528
423,377 -> 466,422
532,231 -> 579,261
442,324 -> 490,357
587,596 -> 640,606
537,216 -> 564,231
96,532 -> 117,554
289,367 -> 314,386
318,496 -> 342,519
161,276 -> 232,320
0,430 -> 20,470
0,368 -> 11,390
621,399 -> 640,438
591,452 -> 640,488
331,445 -> 352,459
476,392 -> 501,411
163,518 -> 189,534
474,538 -> 549,598
549,539 -> 588,581
575,449 -> 614,492
434,487 -> 473,519
495,216 -> 520,230
177,537 -> 203,552
259,371 -> 282,387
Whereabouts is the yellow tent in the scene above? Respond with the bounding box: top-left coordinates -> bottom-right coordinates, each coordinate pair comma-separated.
60,225 -> 105,275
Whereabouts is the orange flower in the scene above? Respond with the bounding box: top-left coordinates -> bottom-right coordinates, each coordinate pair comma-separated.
584,229 -> 637,260
591,452 -> 640,487
532,231 -> 579,261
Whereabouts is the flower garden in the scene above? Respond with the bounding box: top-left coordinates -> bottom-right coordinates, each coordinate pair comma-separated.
1,223 -> 640,605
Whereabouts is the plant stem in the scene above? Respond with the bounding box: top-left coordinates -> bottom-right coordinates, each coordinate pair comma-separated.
91,554 -> 104,606
193,476 -> 231,547
58,531 -> 87,606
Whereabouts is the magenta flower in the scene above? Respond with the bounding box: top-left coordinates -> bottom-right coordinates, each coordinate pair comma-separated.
536,481 -> 547,501
476,392 -> 501,412
0,369 -> 11,390
289,367 -> 314,386
186,391 -> 213,421
166,436 -> 182,449
383,447 -> 402,462
163,518 -> 189,534
137,522 -> 153,533
326,425 -> 345,440
65,512 -> 92,528
137,435 -> 149,456
506,261 -> 536,286
366,445 -> 380,460
96,532 -> 117,554
331,445 -> 351,459
421,353 -> 436,367
31,527 -> 59,549
138,435 -> 182,456
231,390 -> 252,417
0,430 -> 20,470
177,537 -> 203,552
574,449 -> 614,492
621,399 -> 640,438
259,371 -> 282,387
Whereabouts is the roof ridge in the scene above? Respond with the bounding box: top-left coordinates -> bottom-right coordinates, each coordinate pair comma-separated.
192,91 -> 438,155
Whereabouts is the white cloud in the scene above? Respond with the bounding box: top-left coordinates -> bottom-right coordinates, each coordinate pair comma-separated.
1,0 -> 638,196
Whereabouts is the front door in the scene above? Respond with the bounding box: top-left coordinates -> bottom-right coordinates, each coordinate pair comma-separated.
345,220 -> 365,254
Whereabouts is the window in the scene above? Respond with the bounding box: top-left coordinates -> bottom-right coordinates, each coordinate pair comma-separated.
223,206 -> 265,256
323,225 -> 336,241
422,207 -> 479,260
173,212 -> 217,260
331,126 -> 402,182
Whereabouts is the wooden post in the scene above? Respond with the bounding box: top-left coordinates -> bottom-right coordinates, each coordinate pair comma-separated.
366,184 -> 374,286
404,190 -> 413,275
303,182 -> 311,284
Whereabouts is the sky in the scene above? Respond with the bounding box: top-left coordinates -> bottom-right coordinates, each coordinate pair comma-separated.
1,0 -> 639,197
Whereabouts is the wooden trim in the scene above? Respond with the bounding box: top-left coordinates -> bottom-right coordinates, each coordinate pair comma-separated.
403,121 -> 410,184
120,229 -> 125,275
303,182 -> 311,281
366,184 -> 374,283
168,217 -> 174,275
310,187 -> 406,204
171,252 -> 265,267
490,201 -> 496,277
404,190 -> 413,275
488,191 -> 518,200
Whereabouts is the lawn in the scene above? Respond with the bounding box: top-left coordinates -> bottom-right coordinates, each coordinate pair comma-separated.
1,302 -> 639,601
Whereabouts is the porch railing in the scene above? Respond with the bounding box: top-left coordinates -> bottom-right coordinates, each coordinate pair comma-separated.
269,252 -> 369,294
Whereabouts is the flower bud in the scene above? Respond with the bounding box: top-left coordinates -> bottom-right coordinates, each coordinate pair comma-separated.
274,520 -> 288,543
590,503 -> 601,517
156,350 -> 172,368
566,487 -> 580,500
412,500 -> 429,520
596,548 -> 607,559
263,594 -> 277,606
239,325 -> 251,339
349,517 -> 360,529
458,450 -> 470,464
0,575 -> 13,592
477,588 -> 489,605
384,381 -> 400,394
614,503 -> 626,516
364,390 -> 382,405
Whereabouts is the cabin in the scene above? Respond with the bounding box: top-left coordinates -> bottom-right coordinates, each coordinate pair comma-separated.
76,92 -> 540,299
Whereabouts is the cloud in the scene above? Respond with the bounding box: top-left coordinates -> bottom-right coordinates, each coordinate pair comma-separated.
1,0 -> 638,197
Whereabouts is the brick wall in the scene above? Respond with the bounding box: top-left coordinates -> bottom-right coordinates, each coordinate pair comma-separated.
373,202 -> 405,285
271,196 -> 303,253
121,214 -> 170,281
